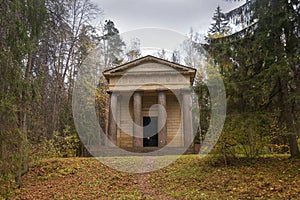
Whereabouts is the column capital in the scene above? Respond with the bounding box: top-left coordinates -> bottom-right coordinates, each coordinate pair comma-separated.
107,90 -> 120,95
156,88 -> 169,93
180,87 -> 192,94
133,89 -> 144,93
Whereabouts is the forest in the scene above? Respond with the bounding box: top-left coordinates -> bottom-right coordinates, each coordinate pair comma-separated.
0,0 -> 299,198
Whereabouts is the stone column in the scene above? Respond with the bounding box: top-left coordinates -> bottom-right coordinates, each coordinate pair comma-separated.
158,90 -> 167,147
182,89 -> 193,147
107,91 -> 118,146
133,91 -> 143,147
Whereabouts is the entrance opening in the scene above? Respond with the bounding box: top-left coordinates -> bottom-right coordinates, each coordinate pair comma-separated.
143,117 -> 158,147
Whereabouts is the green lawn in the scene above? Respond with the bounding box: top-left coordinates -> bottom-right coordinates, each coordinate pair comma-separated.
12,155 -> 300,199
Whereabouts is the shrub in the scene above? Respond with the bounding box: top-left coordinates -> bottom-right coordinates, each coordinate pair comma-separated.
212,113 -> 276,163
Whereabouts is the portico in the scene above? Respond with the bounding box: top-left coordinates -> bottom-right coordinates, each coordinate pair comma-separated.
103,55 -> 196,149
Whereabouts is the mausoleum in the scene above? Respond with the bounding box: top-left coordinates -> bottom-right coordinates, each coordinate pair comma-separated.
103,55 -> 196,150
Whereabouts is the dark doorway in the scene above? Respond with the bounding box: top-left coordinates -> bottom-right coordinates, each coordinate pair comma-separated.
143,117 -> 158,147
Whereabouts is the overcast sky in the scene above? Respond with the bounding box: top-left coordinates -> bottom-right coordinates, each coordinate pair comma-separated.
93,0 -> 246,35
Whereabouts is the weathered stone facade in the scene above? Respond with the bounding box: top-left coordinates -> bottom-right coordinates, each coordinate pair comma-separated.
103,55 -> 196,149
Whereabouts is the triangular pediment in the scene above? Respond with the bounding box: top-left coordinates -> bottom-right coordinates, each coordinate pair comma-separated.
103,55 -> 196,78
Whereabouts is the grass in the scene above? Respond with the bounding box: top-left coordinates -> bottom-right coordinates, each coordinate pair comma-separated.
10,154 -> 300,199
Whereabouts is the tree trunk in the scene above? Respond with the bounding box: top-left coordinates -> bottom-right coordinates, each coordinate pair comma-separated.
281,78 -> 300,157
15,109 -> 29,188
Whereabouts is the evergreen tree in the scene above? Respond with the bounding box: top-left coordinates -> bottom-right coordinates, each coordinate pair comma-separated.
0,0 -> 47,190
102,20 -> 125,67
208,6 -> 231,38
206,0 -> 300,157
252,0 -> 300,156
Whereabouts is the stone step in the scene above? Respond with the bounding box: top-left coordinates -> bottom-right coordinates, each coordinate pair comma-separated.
86,146 -> 197,157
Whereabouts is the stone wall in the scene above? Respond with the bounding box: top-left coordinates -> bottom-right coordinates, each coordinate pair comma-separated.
116,92 -> 183,148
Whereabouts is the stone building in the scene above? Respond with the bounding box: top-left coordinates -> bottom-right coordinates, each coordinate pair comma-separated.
103,55 -> 196,150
